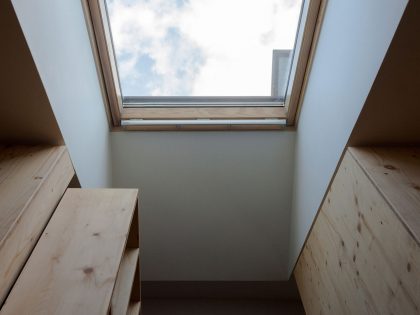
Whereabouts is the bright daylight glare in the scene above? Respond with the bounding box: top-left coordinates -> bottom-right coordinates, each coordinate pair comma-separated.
105,0 -> 303,97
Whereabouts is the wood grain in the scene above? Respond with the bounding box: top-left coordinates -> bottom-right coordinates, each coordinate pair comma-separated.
124,205 -> 141,305
0,145 -> 74,305
349,147 -> 420,244
295,149 -> 420,315
111,248 -> 139,315
1,188 -> 138,315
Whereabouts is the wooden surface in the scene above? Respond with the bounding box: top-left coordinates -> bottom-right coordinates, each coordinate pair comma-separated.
0,145 -> 74,305
1,188 -> 138,315
120,123 -> 287,131
285,0 -> 326,126
126,302 -> 141,315
109,205 -> 140,315
111,248 -> 139,315
294,149 -> 420,314
350,147 -> 420,244
124,205 -> 141,306
121,106 -> 287,120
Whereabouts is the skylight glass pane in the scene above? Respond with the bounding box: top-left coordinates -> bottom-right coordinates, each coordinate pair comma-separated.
105,0 -> 303,98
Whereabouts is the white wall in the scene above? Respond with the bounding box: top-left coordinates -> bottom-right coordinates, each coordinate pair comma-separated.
11,0 -> 112,187
288,0 -> 408,273
112,131 -> 295,281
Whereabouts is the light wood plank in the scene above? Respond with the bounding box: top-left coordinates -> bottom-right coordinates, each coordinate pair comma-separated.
111,248 -> 139,315
0,145 -> 74,305
1,188 -> 138,315
121,106 -> 287,120
119,123 -> 287,131
126,206 -> 141,304
129,257 -> 141,305
126,302 -> 140,315
295,150 -> 420,315
349,147 -> 420,244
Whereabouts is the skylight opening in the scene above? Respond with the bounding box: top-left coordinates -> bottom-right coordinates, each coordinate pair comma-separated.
104,0 -> 304,106
84,0 -> 323,127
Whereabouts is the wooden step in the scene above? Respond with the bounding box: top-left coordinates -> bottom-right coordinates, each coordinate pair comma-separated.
127,302 -> 141,315
111,248 -> 139,314
0,145 -> 74,305
0,188 -> 138,315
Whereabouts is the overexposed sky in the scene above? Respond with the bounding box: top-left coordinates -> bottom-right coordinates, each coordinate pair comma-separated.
106,0 -> 303,97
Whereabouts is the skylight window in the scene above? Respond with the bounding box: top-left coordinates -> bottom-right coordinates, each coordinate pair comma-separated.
105,0 -> 303,101
84,0 -> 324,128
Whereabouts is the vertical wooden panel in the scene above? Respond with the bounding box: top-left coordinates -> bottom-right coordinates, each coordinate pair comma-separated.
349,147 -> 420,243
295,150 -> 420,314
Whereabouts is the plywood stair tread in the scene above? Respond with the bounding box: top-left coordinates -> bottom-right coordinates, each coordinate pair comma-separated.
1,188 -> 138,315
111,248 -> 140,315
0,145 -> 67,240
349,146 -> 420,244
127,302 -> 141,315
0,145 -> 74,305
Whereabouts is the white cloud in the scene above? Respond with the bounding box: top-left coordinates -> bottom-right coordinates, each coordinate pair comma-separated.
106,0 -> 302,96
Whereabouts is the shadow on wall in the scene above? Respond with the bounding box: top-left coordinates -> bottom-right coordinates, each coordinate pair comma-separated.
349,0 -> 420,146
0,1 -> 63,145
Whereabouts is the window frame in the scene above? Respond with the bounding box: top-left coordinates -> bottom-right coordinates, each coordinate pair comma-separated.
82,0 -> 326,130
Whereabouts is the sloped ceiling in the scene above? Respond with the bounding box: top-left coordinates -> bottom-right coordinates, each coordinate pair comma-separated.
0,1 -> 63,145
349,0 -> 420,146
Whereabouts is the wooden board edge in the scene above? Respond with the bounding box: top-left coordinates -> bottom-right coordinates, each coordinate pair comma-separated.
348,146 -> 420,246
127,301 -> 141,315
111,248 -> 140,314
0,147 -> 74,306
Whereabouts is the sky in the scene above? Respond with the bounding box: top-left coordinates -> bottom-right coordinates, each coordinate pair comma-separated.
105,0 -> 303,97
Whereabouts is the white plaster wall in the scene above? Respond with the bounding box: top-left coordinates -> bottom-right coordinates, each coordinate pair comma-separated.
11,0 -> 112,187
288,0 -> 408,273
112,131 -> 295,281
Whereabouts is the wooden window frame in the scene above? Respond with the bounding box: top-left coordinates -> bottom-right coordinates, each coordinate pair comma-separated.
82,0 -> 326,131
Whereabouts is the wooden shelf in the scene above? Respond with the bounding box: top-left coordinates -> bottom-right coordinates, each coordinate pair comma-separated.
0,188 -> 138,315
111,248 -> 139,314
110,203 -> 141,315
0,145 -> 74,305
127,302 -> 141,315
